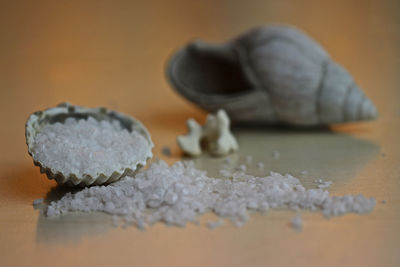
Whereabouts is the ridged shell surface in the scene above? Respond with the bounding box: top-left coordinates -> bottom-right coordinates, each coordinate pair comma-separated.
167,25 -> 378,126
25,103 -> 154,187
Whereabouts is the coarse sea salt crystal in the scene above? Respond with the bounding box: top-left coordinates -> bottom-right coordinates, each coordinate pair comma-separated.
219,169 -> 231,177
300,170 -> 308,175
33,198 -> 44,206
237,164 -> 247,172
314,179 -> 333,189
245,155 -> 253,164
44,160 -> 376,229
207,219 -> 224,229
291,214 -> 303,231
272,151 -> 280,160
223,157 -> 231,164
161,146 -> 172,157
32,117 -> 150,180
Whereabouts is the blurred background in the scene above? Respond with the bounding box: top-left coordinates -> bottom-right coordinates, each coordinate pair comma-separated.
1,0 -> 399,164
0,1 -> 399,266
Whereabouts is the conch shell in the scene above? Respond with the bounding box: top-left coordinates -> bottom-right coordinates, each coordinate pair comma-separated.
167,25 -> 378,126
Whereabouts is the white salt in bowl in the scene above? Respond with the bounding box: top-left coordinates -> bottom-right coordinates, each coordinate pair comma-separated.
25,103 -> 154,187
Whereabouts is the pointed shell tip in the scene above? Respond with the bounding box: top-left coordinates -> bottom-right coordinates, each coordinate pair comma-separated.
362,100 -> 378,121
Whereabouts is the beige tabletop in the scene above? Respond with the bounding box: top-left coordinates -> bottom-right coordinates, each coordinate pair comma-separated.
0,1 -> 399,266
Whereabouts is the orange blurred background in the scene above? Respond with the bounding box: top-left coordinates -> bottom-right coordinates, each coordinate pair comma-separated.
0,1 -> 399,266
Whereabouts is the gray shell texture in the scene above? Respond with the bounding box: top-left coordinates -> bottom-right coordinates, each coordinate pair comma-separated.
167,25 -> 378,126
25,103 -> 154,187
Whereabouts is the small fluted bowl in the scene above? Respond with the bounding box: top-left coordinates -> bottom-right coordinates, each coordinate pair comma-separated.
25,103 -> 154,187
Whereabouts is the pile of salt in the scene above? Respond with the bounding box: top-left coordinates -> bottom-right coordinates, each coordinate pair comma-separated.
32,117 -> 150,179
45,160 -> 376,229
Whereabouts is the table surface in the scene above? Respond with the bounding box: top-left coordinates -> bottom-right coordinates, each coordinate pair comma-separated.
1,1 -> 399,266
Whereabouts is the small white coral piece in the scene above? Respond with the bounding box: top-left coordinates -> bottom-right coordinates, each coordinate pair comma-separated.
177,119 -> 203,156
177,110 -> 239,156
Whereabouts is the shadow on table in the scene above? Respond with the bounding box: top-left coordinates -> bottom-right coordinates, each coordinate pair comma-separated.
34,184 -> 122,244
0,165 -> 55,202
35,208 -> 115,244
0,164 -> 116,243
192,126 -> 380,186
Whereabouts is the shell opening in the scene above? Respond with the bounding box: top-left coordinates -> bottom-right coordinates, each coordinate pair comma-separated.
170,41 -> 253,97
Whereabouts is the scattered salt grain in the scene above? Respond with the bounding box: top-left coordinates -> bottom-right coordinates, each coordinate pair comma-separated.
219,169 -> 231,177
32,117 -> 150,179
207,219 -> 224,229
291,214 -> 303,231
223,156 -> 232,164
136,217 -> 146,230
44,160 -> 376,229
256,162 -> 264,169
161,146 -> 172,157
300,170 -> 308,175
33,198 -> 44,206
112,215 -> 120,227
314,179 -> 333,189
272,151 -> 280,160
237,164 -> 247,172
245,155 -> 253,164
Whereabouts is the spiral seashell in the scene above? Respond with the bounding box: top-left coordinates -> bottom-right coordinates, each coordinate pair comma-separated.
167,25 -> 378,126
